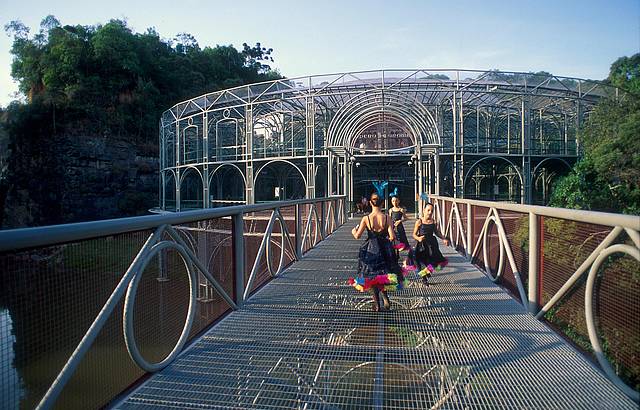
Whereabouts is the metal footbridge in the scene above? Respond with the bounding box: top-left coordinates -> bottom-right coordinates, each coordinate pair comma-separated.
0,196 -> 638,409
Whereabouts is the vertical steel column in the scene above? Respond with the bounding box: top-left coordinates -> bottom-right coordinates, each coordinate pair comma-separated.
233,212 -> 245,306
416,148 -> 423,208
452,90 -> 458,198
345,159 -> 353,213
327,152 -> 333,196
245,105 -> 254,204
434,154 -> 440,196
425,157 -> 431,195
507,112 -> 511,155
160,123 -> 164,209
203,112 -> 210,208
435,104 -> 444,197
305,96 -> 316,199
476,107 -> 480,153
528,212 -> 539,314
176,119 -> 181,212
161,172 -> 166,210
521,97 -> 531,204
457,95 -> 465,197
564,113 -> 568,155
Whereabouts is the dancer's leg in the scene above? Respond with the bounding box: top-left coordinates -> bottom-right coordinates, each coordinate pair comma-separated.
372,288 -> 380,311
381,291 -> 390,310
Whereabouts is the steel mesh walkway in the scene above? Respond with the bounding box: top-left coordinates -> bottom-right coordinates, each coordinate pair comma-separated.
116,221 -> 636,409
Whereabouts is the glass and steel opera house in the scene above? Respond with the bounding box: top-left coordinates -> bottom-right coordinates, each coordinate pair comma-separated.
159,69 -> 618,213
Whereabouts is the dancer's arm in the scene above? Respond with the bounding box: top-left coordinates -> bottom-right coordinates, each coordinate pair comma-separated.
434,222 -> 450,246
412,220 -> 424,242
386,215 -> 396,241
352,216 -> 368,239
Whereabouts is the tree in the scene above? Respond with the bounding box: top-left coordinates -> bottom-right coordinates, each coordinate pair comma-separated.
550,54 -> 640,215
1,16 -> 283,226
607,54 -> 640,95
3,16 -> 282,140
242,42 -> 274,73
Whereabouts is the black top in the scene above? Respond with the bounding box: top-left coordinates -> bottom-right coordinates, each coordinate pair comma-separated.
418,221 -> 436,237
390,209 -> 404,222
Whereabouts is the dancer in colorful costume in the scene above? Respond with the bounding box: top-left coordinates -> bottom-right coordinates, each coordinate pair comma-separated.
349,192 -> 405,311
388,195 -> 418,273
412,202 -> 449,285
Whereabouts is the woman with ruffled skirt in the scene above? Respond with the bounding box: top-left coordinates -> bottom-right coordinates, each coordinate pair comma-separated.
350,192 -> 405,311
412,202 -> 449,285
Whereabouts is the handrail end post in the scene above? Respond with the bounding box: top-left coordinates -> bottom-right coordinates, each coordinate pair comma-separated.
295,204 -> 303,259
232,212 -> 245,307
528,212 -> 540,315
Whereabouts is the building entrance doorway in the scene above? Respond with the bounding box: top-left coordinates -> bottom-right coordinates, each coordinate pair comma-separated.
352,156 -> 417,214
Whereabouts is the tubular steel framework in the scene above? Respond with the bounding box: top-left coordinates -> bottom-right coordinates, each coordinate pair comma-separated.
160,69 -> 619,211
428,194 -> 640,400
0,197 -> 638,408
0,197 -> 346,409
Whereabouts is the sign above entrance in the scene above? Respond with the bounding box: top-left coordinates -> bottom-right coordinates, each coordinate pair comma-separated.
350,123 -> 414,154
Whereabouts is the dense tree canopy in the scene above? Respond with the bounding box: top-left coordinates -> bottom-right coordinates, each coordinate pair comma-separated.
3,16 -> 280,141
0,16 -> 281,227
550,54 -> 640,215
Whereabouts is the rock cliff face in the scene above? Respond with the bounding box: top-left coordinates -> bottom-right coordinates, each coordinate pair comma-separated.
1,134 -> 158,228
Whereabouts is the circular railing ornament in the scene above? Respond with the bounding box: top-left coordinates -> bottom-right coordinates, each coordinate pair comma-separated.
482,216 -> 505,282
265,216 -> 286,277
123,240 -> 198,373
585,243 -> 640,401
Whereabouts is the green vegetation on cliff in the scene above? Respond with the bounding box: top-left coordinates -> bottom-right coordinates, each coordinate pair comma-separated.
0,16 -> 280,227
4,16 -> 279,139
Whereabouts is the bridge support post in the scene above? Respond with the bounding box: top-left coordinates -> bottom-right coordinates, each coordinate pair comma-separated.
295,204 -> 303,259
528,212 -> 539,314
233,213 -> 245,306
320,201 -> 326,238
466,202 -> 472,259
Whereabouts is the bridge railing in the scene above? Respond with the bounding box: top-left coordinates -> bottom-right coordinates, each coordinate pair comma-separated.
0,196 -> 347,410
428,194 -> 639,400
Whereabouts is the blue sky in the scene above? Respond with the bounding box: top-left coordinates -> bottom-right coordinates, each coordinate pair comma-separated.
0,0 -> 638,107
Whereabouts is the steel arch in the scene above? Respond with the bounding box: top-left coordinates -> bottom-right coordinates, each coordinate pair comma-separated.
254,159 -> 308,187
463,156 -> 524,192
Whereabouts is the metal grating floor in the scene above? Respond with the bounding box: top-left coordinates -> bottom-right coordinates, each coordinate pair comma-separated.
116,221 -> 637,409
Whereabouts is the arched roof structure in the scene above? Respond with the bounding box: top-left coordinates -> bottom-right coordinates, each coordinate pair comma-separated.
159,69 -> 620,210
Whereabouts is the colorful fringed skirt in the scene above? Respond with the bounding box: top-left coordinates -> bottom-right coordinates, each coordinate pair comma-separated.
348,273 -> 407,292
349,228 -> 404,293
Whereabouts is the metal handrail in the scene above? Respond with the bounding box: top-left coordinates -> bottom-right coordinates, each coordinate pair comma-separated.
1,196 -> 346,409
0,196 -> 346,252
428,195 -> 639,230
428,194 -> 640,401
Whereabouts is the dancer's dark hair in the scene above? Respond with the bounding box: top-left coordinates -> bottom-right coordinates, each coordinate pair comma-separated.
370,192 -> 381,207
